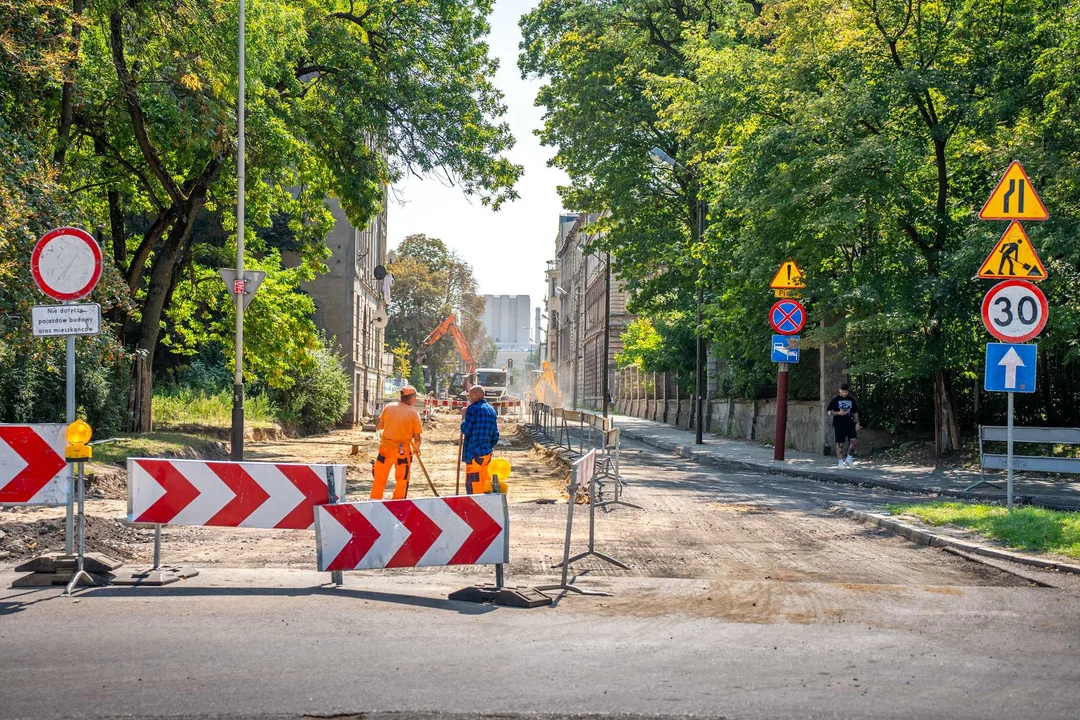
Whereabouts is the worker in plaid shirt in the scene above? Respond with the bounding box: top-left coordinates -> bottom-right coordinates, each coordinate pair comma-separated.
460,385 -> 500,494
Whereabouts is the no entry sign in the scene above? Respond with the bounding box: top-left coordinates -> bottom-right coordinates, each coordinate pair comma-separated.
31,227 -> 102,301
769,299 -> 806,335
981,279 -> 1048,343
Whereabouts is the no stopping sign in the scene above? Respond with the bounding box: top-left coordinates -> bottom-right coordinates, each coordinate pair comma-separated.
31,227 -> 103,301
981,279 -> 1048,343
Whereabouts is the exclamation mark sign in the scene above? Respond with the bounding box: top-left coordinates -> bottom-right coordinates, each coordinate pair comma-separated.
787,264 -> 791,283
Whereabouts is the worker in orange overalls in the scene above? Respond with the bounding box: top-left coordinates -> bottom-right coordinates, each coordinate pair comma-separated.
371,385 -> 423,500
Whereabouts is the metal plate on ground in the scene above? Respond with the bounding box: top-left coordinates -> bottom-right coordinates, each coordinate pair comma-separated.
109,565 -> 200,586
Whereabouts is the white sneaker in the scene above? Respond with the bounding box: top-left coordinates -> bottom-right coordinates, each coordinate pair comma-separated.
844,456 -> 854,468
837,460 -> 845,468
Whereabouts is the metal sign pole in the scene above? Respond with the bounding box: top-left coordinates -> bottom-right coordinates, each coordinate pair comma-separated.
231,0 -> 246,462
65,334 -> 75,555
1007,391 -> 1015,510
774,362 -> 789,461
64,461 -> 92,595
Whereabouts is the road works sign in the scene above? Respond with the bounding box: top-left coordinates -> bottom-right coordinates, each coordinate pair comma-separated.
31,227 -> 103,301
769,260 -> 805,290
977,222 -> 1047,281
127,459 -> 346,528
981,279 -> 1048,343
979,161 -> 1049,221
769,299 -> 806,335
0,424 -> 69,505
315,495 -> 509,572
985,343 -> 1037,393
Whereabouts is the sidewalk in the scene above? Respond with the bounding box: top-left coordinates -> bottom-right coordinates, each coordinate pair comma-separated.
607,413 -> 1080,511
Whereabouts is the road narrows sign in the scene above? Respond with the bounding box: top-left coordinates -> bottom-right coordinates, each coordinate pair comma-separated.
769,299 -> 806,335
769,260 -> 805,290
31,227 -> 103,301
977,222 -> 1047,281
981,279 -> 1048,343
978,161 -> 1049,221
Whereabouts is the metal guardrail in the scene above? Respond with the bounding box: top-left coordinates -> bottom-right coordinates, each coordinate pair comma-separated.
971,425 -> 1080,491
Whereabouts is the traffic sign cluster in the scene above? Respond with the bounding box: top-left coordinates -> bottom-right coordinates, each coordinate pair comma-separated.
978,161 -> 1049,392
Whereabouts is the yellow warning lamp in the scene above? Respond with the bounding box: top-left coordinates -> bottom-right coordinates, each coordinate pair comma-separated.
66,419 -> 93,461
485,457 -> 512,493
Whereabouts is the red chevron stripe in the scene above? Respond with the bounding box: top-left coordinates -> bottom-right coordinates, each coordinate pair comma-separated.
325,504 -> 380,571
205,463 -> 269,526
134,460 -> 200,524
445,496 -> 503,565
0,427 -> 66,503
385,500 -> 443,567
275,465 -> 330,529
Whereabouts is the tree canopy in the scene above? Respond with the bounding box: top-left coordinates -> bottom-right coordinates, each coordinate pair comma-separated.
522,0 -> 1080,451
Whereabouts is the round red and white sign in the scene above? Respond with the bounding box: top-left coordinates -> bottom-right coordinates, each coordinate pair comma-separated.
31,227 -> 102,301
981,279 -> 1048,343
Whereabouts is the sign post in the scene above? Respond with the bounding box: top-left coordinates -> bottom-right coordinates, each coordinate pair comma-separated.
769,296 -> 806,461
977,161 -> 1049,509
31,227 -> 103,555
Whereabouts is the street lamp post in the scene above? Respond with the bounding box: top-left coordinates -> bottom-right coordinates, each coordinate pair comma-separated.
649,147 -> 706,445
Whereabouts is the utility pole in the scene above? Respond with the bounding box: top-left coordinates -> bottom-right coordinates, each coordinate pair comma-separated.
231,0 -> 246,461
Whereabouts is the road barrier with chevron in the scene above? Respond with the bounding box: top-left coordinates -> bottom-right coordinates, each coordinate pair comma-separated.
0,424 -> 69,505
127,458 -> 346,529
314,494 -> 508,572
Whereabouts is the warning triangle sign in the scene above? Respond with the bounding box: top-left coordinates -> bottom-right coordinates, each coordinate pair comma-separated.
769,260 -> 805,289
979,161 -> 1049,221
977,222 -> 1048,281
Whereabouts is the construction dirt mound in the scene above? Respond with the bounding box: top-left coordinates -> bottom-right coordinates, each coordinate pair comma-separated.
0,513 -> 151,561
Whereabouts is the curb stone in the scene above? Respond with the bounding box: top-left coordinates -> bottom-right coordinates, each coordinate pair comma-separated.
830,504 -> 1080,576
616,427 -> 1080,512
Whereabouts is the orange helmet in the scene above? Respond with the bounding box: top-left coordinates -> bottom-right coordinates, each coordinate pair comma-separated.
400,385 -> 417,398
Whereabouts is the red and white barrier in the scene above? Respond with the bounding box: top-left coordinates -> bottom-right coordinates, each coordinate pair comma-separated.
127,459 -> 346,529
0,424 -> 68,505
314,494 -> 508,572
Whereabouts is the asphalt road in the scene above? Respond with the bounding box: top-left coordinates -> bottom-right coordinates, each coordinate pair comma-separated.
2,432 -> 1080,719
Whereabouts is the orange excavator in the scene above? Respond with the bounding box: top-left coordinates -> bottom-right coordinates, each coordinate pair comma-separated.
416,315 -> 478,392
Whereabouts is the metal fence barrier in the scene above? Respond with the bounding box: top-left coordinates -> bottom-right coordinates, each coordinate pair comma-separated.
970,425 -> 1080,492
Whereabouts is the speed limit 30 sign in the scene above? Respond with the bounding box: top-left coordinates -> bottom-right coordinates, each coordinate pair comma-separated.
981,279 -> 1048,343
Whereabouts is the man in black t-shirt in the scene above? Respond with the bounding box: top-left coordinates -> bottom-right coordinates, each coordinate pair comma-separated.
825,383 -> 860,468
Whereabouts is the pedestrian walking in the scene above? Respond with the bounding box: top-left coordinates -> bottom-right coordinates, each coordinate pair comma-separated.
371,385 -> 423,499
460,385 -> 499,494
826,383 -> 861,468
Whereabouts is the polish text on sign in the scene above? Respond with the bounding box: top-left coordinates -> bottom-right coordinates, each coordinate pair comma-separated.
31,304 -> 102,337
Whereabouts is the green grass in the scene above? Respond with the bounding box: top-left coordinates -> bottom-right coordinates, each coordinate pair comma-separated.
887,501 -> 1080,560
152,388 -> 276,429
91,432 -> 219,466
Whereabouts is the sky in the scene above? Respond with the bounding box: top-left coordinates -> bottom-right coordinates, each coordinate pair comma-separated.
385,0 -> 566,333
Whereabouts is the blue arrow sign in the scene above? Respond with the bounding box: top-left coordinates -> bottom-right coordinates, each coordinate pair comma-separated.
771,335 -> 800,363
985,343 -> 1037,393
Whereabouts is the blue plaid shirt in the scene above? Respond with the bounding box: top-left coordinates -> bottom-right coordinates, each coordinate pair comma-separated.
461,398 -> 499,462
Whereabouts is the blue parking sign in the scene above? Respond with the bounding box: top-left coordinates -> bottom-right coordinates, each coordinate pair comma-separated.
771,335 -> 800,363
984,343 -> 1036,393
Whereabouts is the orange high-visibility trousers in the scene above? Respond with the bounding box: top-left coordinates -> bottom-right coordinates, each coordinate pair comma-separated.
371,441 -> 412,500
465,454 -> 492,495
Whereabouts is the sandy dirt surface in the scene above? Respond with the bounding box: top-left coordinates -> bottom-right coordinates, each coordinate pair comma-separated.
1,417 -> 1031,604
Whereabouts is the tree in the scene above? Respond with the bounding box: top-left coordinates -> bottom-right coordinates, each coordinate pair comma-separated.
386,234 -> 495,385
4,0 -> 520,429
